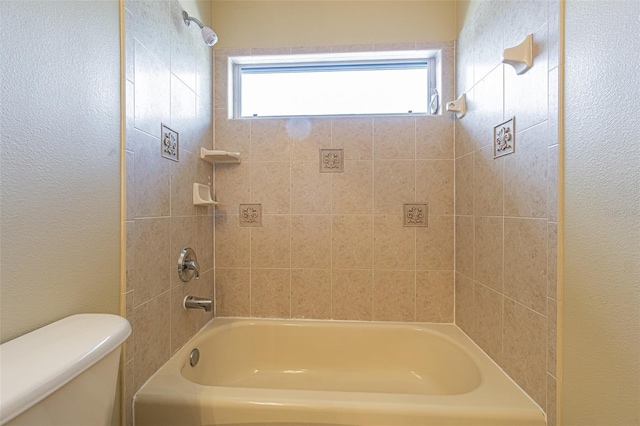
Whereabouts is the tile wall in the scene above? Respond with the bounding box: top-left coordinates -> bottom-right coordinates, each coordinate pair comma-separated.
123,1 -> 214,424
213,42 -> 457,323
454,0 -> 560,423
121,3 -> 558,422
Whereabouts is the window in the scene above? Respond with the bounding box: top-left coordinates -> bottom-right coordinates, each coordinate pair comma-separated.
229,51 -> 439,118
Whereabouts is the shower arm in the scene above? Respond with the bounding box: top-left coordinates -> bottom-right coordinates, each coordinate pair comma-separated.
182,11 -> 205,29
182,10 -> 218,47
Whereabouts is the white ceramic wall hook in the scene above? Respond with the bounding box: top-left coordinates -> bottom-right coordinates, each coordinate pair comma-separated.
502,34 -> 533,75
446,93 -> 466,119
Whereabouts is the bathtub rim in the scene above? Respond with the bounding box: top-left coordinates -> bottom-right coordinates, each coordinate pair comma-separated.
134,317 -> 546,426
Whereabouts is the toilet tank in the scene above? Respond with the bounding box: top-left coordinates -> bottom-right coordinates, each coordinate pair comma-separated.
0,314 -> 131,426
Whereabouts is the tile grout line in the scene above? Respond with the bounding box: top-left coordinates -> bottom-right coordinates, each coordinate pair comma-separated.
452,112 -> 457,325
248,120 -> 253,317
472,150 -> 476,282
329,118 -> 334,320
211,80 -> 217,317
371,117 -> 375,320
168,67 -> 174,356
503,293 -> 549,319
501,136 -> 506,364
414,115 -> 418,321
288,130 -> 292,319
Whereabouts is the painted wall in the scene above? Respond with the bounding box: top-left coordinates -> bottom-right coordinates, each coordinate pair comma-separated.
212,1 -> 457,49
455,0 -> 478,34
0,1 -> 120,343
182,0 -> 213,27
123,0 -> 215,424
453,0 -> 560,421
213,42 -> 456,322
562,0 -> 640,424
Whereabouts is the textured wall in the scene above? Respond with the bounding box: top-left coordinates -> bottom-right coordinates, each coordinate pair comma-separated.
454,0 -> 560,422
213,42 -> 456,322
123,1 -> 214,424
0,1 -> 120,343
563,0 -> 640,424
212,1 -> 457,49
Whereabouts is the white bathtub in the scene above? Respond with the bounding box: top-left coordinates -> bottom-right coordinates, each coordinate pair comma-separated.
134,318 -> 545,426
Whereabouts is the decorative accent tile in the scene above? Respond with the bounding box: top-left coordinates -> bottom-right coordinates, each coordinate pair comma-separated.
494,117 -> 516,158
239,204 -> 262,227
319,149 -> 344,173
403,203 -> 428,227
161,124 -> 179,162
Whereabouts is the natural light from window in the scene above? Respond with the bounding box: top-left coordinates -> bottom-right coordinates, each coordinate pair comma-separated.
238,63 -> 430,117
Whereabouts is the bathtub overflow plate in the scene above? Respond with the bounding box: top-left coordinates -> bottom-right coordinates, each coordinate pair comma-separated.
190,348 -> 200,367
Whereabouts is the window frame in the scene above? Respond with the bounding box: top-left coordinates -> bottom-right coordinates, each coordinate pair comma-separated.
228,50 -> 440,119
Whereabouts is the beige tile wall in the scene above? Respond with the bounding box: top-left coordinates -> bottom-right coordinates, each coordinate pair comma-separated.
454,0 -> 560,422
118,1 -> 560,423
213,42 -> 457,324
123,1 -> 214,424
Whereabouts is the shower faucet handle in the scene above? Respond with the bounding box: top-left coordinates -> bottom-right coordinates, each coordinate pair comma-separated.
178,247 -> 200,282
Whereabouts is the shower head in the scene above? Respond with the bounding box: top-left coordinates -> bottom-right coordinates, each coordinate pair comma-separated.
182,11 -> 218,47
200,27 -> 218,47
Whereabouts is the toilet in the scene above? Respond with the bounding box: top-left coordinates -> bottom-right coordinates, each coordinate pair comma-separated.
0,314 -> 131,425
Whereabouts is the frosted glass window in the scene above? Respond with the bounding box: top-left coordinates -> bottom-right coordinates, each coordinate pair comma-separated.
234,59 -> 434,118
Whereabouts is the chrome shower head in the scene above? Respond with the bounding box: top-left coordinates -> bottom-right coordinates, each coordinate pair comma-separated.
182,11 -> 218,47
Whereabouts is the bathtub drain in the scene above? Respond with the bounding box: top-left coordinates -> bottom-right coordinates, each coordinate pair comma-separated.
189,348 -> 200,367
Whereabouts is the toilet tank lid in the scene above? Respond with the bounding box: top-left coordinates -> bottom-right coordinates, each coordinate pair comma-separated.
0,314 -> 131,424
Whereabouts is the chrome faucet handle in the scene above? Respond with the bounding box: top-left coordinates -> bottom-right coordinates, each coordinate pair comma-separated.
185,259 -> 200,279
178,247 -> 200,282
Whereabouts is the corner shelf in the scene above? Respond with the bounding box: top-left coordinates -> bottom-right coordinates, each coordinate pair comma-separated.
193,183 -> 218,207
200,148 -> 241,164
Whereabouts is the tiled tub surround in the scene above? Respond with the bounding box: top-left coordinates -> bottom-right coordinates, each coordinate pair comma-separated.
454,0 -> 560,423
123,1 -> 215,424
213,42 -> 456,324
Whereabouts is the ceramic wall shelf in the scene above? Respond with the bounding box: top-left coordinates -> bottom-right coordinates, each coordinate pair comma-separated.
200,148 -> 241,164
193,183 -> 218,206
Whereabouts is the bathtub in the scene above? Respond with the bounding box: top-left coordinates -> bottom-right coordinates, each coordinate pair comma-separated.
134,318 -> 545,426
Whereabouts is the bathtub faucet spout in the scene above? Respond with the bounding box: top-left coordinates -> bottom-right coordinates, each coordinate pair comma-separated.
184,296 -> 212,312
